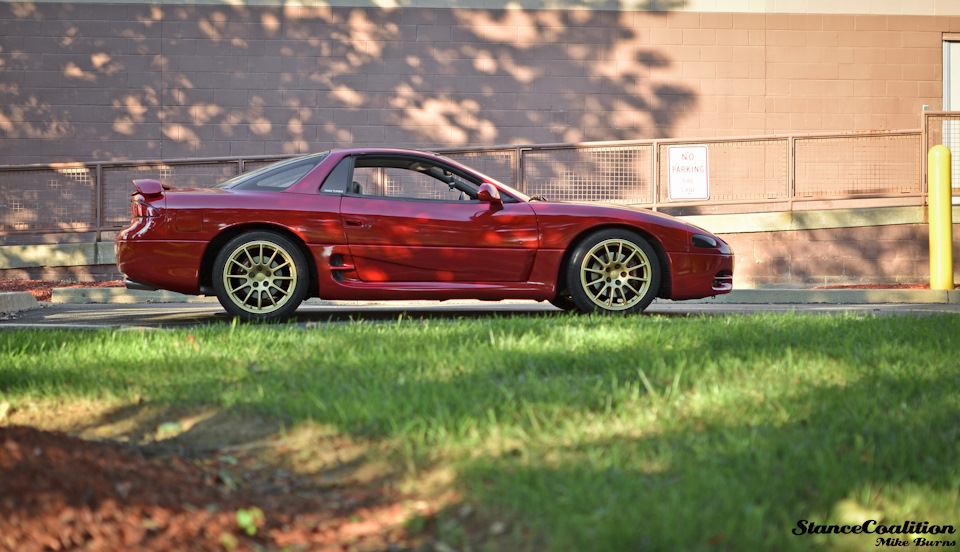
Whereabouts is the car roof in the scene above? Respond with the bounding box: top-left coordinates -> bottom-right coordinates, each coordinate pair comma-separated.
330,147 -> 446,157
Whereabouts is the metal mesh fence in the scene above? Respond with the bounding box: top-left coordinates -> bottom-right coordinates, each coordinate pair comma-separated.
522,146 -> 653,204
0,128 -> 940,237
926,114 -> 960,189
241,158 -> 295,174
438,149 -> 518,189
0,167 -> 96,231
794,134 -> 921,197
657,139 -> 788,203
101,162 -> 239,228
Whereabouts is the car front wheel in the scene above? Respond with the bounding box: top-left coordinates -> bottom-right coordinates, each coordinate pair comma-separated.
212,231 -> 309,321
548,294 -> 577,312
565,229 -> 660,314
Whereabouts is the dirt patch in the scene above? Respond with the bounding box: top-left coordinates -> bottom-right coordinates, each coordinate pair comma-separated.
0,279 -> 468,551
0,401 -> 453,552
0,279 -> 124,303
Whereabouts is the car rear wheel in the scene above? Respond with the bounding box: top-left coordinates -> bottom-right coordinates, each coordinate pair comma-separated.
565,229 -> 660,314
212,231 -> 308,321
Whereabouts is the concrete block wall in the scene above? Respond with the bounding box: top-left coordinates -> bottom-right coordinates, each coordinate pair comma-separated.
0,3 -> 956,164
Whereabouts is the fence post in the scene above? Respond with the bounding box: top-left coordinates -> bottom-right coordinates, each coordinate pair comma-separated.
651,141 -> 660,211
928,145 -> 954,290
788,136 -> 796,211
94,163 -> 103,241
515,147 -> 525,193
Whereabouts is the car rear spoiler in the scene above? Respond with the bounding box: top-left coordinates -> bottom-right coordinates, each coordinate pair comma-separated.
133,179 -> 173,197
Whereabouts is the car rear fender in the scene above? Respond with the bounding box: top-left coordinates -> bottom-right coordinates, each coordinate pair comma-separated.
198,224 -> 319,298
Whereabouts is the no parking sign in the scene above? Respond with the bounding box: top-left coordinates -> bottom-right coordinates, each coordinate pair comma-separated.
667,145 -> 710,201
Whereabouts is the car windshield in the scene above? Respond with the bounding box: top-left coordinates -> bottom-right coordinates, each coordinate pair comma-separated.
435,155 -> 530,202
213,153 -> 329,191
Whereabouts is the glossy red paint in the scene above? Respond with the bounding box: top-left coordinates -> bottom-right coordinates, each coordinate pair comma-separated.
477,182 -> 502,206
115,239 -> 207,295
340,195 -> 538,283
133,179 -> 164,197
115,148 -> 734,318
666,251 -> 735,300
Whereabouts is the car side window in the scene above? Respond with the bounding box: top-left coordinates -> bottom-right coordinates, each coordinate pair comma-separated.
319,157 -> 351,194
353,166 -> 466,201
344,156 -> 479,202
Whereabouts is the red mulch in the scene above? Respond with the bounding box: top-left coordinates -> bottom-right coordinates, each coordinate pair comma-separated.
0,279 -> 124,303
0,425 -> 426,552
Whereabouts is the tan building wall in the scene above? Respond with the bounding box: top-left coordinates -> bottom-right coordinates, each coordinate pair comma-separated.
0,1 -> 956,164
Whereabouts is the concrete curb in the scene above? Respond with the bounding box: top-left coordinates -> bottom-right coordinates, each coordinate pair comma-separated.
681,289 -> 960,305
0,292 -> 40,315
51,287 -> 960,305
52,288 -> 219,304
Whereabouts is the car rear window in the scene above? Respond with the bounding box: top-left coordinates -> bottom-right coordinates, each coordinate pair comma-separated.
214,153 -> 328,191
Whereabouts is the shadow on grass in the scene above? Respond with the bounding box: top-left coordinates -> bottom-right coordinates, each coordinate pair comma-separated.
2,314 -> 959,551
458,367 -> 960,551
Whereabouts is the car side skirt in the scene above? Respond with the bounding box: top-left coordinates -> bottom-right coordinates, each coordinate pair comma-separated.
306,244 -> 563,301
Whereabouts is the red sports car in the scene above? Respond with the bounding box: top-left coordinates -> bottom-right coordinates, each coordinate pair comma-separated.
115,148 -> 734,321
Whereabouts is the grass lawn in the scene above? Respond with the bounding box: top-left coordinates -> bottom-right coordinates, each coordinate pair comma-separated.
2,312 -> 959,551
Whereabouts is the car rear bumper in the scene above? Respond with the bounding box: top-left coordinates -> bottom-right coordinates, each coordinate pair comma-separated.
115,237 -> 206,295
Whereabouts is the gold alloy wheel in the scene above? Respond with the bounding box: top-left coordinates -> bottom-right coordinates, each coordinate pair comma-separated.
579,238 -> 652,311
222,240 -> 298,314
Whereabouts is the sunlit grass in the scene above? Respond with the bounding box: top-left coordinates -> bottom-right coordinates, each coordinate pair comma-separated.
2,312 -> 959,551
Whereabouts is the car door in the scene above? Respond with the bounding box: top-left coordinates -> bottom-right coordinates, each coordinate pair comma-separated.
336,154 -> 539,283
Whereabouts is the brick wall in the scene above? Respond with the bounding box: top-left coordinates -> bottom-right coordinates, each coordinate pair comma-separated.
0,3 -> 955,164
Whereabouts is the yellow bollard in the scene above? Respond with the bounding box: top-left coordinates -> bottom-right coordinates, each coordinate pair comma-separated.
928,145 -> 954,290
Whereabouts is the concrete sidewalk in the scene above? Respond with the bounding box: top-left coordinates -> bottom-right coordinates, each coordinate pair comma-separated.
2,289 -> 960,330
1,286 -> 958,319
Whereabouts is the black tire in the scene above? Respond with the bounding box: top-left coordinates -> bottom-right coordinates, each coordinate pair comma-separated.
212,231 -> 309,321
548,295 -> 578,312
564,229 -> 660,315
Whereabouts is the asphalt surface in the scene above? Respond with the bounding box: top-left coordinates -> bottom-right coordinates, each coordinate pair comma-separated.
2,299 -> 960,330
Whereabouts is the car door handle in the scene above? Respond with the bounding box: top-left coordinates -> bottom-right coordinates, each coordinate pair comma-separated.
344,217 -> 371,229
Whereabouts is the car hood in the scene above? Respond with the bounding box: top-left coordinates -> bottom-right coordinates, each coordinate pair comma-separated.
529,199 -> 701,230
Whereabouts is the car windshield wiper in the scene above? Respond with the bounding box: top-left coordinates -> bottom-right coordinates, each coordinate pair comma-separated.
529,195 -> 548,201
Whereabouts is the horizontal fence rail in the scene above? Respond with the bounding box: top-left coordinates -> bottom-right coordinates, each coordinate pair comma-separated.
1,115 -> 957,243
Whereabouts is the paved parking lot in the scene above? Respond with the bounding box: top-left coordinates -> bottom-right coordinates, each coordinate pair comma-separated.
2,299 -> 959,330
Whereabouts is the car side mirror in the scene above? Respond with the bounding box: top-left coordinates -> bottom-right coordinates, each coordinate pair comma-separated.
477,183 -> 503,209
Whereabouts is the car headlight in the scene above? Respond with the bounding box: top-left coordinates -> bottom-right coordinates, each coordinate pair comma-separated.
691,234 -> 718,249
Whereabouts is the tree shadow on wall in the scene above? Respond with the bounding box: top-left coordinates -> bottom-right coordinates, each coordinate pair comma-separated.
0,0 -> 694,164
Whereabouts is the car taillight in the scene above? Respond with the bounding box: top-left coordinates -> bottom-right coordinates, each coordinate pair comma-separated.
132,198 -> 161,219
